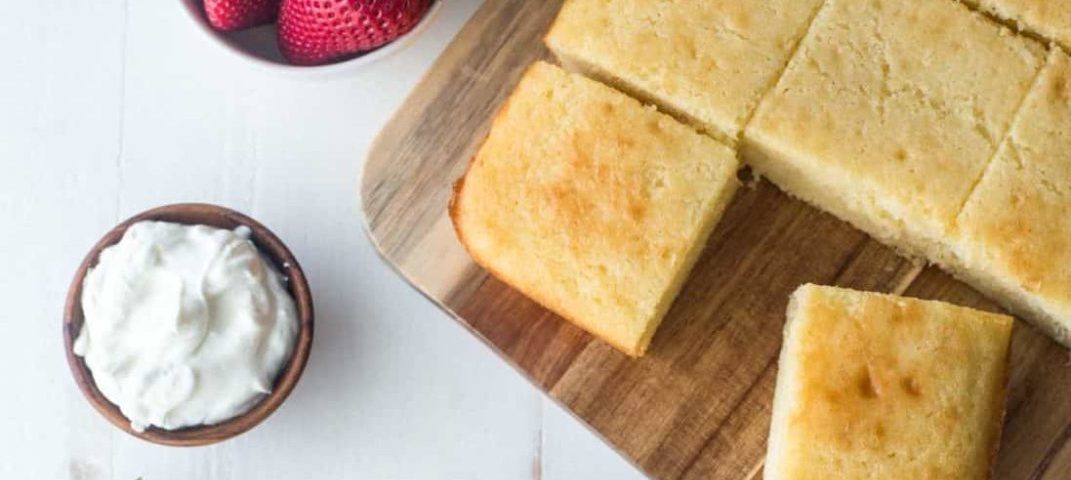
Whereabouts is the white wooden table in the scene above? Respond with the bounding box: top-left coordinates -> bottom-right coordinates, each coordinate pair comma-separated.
0,2 -> 645,478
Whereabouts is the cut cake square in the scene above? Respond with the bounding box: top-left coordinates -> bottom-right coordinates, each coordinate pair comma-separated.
450,62 -> 740,356
765,284 -> 1014,479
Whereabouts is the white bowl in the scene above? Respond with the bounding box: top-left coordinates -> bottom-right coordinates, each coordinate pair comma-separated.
179,0 -> 442,78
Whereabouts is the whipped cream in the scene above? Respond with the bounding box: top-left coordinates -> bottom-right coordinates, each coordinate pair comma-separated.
74,220 -> 298,432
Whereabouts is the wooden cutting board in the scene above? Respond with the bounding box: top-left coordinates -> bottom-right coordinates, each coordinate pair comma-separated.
361,1 -> 1071,478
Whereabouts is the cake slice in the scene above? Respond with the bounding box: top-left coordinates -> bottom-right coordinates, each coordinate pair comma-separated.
962,0 -> 1071,50
450,62 -> 739,357
743,0 -> 1044,264
952,50 -> 1071,347
544,0 -> 825,145
766,284 -> 1014,479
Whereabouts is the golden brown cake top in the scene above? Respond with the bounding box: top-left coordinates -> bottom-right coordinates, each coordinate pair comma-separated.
767,285 -> 1013,479
545,0 -> 825,143
956,49 -> 1071,324
451,62 -> 738,356
746,0 -> 1044,244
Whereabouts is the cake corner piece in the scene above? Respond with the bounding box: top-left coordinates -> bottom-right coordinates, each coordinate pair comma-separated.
766,284 -> 1013,479
450,61 -> 739,357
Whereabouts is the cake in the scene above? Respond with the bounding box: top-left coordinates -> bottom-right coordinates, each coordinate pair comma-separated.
765,284 -> 1014,479
963,0 -> 1071,50
952,49 -> 1071,347
743,0 -> 1044,264
450,62 -> 740,357
544,0 -> 825,145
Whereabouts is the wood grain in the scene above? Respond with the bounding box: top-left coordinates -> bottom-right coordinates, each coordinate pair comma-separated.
361,1 -> 1071,478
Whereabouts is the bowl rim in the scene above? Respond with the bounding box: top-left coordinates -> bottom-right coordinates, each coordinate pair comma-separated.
63,203 -> 315,447
178,0 -> 443,78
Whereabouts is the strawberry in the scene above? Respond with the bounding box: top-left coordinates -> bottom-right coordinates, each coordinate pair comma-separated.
278,0 -> 432,66
204,0 -> 281,32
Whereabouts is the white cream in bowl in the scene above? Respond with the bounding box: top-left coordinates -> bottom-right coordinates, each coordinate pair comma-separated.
73,221 -> 298,432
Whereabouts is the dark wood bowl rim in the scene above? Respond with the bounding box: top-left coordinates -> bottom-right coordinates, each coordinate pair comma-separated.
63,203 -> 314,447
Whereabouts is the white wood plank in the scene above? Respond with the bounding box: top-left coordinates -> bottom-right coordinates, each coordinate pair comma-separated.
541,400 -> 648,480
0,0 -> 126,478
115,1 -> 260,213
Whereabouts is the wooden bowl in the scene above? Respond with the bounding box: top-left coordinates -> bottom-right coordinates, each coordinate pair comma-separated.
63,203 -> 314,446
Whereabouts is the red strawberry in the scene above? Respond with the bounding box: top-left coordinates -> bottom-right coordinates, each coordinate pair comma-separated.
278,0 -> 432,66
204,0 -> 281,31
